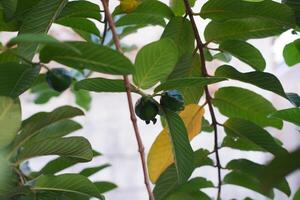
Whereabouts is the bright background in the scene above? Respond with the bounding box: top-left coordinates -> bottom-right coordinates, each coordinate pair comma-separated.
1,0 -> 300,199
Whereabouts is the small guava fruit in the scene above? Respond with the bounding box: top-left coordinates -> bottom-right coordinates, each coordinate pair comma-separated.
135,96 -> 159,124
46,68 -> 72,92
160,90 -> 184,111
120,0 -> 139,13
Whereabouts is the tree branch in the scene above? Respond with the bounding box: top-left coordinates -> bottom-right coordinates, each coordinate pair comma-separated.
182,0 -> 222,199
100,1 -> 154,199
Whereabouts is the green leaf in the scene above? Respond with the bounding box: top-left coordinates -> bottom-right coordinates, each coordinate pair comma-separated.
133,39 -> 178,89
58,0 -> 101,21
294,187 -> 300,200
154,77 -> 226,92
56,17 -> 100,36
30,174 -> 104,199
283,0 -> 300,25
75,78 -> 126,93
201,118 -> 213,133
0,96 -> 21,149
17,137 -> 93,163
94,181 -> 117,194
213,52 -> 232,63
260,148 -> 300,194
204,18 -> 288,42
213,87 -> 283,128
283,39 -> 300,66
215,65 -> 286,98
224,118 -> 288,156
18,0 -> 68,60
73,89 -> 91,111
10,106 -> 84,156
286,93 -> 300,107
0,0 -> 17,20
224,171 -> 274,198
170,0 -> 196,16
0,62 -> 40,98
79,164 -> 110,177
166,54 -> 204,104
269,108 -> 300,126
40,41 -> 134,75
163,109 -> 194,184
219,40 -> 266,71
34,151 -> 101,177
226,159 -> 291,196
200,0 -> 295,27
166,191 -> 211,200
153,149 -> 213,200
222,135 -> 265,152
0,7 -> 18,31
115,0 -> 173,27
161,17 -> 195,56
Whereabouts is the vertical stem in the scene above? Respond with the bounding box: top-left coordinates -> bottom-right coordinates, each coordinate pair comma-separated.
182,0 -> 222,199
100,1 -> 154,199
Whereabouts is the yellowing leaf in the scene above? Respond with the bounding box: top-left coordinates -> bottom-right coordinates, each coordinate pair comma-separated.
147,104 -> 205,183
120,0 -> 139,13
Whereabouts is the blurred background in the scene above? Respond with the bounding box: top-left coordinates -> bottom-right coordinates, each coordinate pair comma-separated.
1,0 -> 300,199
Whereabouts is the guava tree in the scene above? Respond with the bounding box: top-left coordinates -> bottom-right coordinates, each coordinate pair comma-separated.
0,0 -> 300,199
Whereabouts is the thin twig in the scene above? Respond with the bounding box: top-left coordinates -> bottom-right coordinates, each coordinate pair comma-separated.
101,14 -> 108,45
182,0 -> 222,199
100,1 -> 154,199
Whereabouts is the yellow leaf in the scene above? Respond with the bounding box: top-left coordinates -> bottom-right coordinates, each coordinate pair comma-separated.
120,0 -> 139,13
147,104 -> 205,183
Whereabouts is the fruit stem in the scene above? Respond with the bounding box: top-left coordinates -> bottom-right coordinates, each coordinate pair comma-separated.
183,0 -> 222,199
100,1 -> 154,199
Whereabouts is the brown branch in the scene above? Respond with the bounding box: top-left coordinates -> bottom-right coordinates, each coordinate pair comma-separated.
100,1 -> 154,199
183,0 -> 222,199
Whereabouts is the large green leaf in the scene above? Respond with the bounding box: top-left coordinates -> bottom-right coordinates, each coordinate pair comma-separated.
222,135 -> 265,152
226,159 -> 291,196
40,41 -> 134,75
58,0 -> 101,21
204,18 -> 288,42
283,39 -> 300,66
115,0 -> 173,27
224,171 -> 274,198
75,78 -> 126,93
161,17 -> 195,56
269,108 -> 300,126
133,39 -> 178,89
17,137 -> 93,163
163,109 -> 194,184
10,106 -> 84,157
153,149 -> 213,200
219,40 -> 266,71
283,0 -> 300,25
260,148 -> 300,194
215,65 -> 286,98
0,0 -> 17,20
0,6 -> 18,31
0,96 -> 21,149
213,87 -> 283,128
224,118 -> 288,156
166,54 -> 204,104
0,62 -> 40,98
30,174 -> 104,199
200,0 -> 295,27
169,0 -> 196,16
18,0 -> 68,60
155,77 -> 226,92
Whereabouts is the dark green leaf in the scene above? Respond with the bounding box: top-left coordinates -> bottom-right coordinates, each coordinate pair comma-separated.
155,77 -> 226,92
283,0 -> 300,25
94,181 -> 117,194
286,93 -> 300,107
133,39 -> 178,89
205,18 -> 288,42
200,0 -> 295,27
222,135 -> 265,152
40,41 -> 134,75
270,108 -> 300,126
0,0 -> 17,20
161,17 -> 195,56
18,0 -> 68,60
30,174 -> 104,199
79,164 -> 110,177
213,87 -> 283,128
17,137 -> 93,163
224,118 -> 288,156
219,40 -> 266,71
170,0 -> 196,16
0,62 -> 40,98
75,78 -> 126,93
201,118 -> 213,133
283,39 -> 300,66
215,65 -> 287,98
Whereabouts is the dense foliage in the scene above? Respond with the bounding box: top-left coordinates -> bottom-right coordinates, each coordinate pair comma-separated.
0,0 -> 300,199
